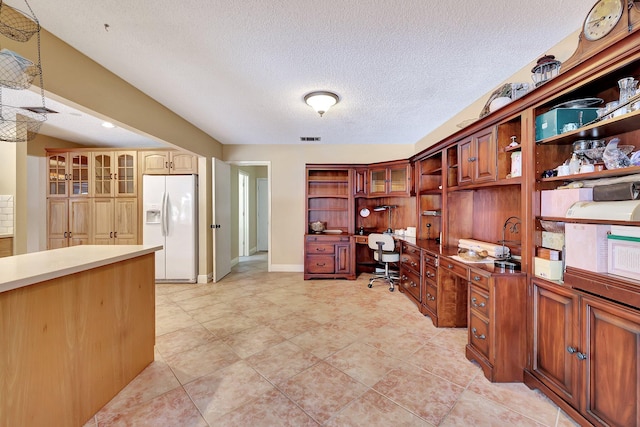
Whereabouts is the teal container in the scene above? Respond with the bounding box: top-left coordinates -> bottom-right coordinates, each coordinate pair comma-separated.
535,108 -> 599,141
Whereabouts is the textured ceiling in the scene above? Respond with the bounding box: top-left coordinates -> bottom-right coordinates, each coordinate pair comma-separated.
4,0 -> 594,146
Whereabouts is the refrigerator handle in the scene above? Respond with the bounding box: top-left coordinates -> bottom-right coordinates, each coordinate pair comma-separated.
161,191 -> 168,237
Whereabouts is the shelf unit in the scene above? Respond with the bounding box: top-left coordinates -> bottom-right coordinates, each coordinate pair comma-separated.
416,151 -> 443,241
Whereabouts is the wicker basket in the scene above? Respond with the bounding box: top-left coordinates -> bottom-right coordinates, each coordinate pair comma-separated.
0,49 -> 38,89
0,104 -> 46,142
0,4 -> 38,42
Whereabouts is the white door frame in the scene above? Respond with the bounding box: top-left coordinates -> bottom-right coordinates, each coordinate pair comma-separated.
257,178 -> 268,252
227,161 -> 271,271
238,170 -> 249,257
212,158 -> 231,282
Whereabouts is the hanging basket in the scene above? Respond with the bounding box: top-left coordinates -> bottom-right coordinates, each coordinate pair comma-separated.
0,3 -> 39,42
0,48 -> 38,89
0,104 -> 46,142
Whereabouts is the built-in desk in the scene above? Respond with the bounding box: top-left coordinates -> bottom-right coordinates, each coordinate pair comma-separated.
0,245 -> 161,427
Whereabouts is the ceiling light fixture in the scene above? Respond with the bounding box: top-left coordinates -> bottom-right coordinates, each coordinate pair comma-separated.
304,91 -> 339,117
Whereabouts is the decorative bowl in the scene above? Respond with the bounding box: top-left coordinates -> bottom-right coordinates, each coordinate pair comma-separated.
539,220 -> 565,233
309,221 -> 326,233
457,247 -> 489,261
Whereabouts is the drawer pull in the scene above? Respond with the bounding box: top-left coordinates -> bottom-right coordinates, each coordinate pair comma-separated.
576,352 -> 588,361
447,264 -> 453,269
411,261 -> 417,267
410,281 -> 417,288
471,297 -> 485,308
401,275 -> 408,280
471,328 -> 486,340
315,248 -> 326,252
316,263 -> 326,266
468,156 -> 477,162
567,346 -> 577,354
426,272 -> 432,278
426,292 -> 435,301
473,275 -> 481,281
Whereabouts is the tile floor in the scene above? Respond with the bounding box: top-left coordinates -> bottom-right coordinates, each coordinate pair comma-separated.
84,253 -> 578,426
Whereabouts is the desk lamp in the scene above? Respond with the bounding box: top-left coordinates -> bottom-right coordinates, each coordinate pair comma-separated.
373,205 -> 397,234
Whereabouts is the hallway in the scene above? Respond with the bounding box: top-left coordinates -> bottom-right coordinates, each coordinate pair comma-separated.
83,254 -> 576,426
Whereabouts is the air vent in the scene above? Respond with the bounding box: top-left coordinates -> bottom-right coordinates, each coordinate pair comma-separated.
20,106 -> 58,114
300,136 -> 321,142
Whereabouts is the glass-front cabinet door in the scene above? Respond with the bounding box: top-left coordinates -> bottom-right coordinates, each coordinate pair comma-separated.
368,162 -> 410,196
93,153 -> 113,196
389,165 -> 408,194
47,153 -> 68,197
116,152 -> 137,196
69,152 -> 90,196
369,168 -> 387,195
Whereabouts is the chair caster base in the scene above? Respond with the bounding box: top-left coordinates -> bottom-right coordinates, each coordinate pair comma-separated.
368,283 -> 373,288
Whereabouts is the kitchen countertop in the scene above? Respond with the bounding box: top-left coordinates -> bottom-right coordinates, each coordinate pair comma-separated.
0,234 -> 13,238
0,245 -> 162,293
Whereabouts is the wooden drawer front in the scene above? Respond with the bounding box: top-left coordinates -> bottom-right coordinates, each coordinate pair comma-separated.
400,269 -> 421,302
306,255 -> 335,273
306,235 -> 349,243
354,235 -> 367,245
423,252 -> 438,268
424,265 -> 437,283
469,286 -> 490,318
469,312 -> 490,360
469,268 -> 490,291
400,244 -> 421,273
307,243 -> 335,255
441,258 -> 469,279
424,281 -> 437,313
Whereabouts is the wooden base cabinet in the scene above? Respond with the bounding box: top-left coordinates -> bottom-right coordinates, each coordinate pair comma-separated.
526,280 -> 640,427
304,235 -> 355,280
398,240 -> 422,308
435,258 -> 469,327
465,271 -> 526,383
47,198 -> 91,249
93,198 -> 138,245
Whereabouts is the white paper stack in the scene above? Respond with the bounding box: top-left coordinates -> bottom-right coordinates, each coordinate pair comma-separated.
458,238 -> 510,258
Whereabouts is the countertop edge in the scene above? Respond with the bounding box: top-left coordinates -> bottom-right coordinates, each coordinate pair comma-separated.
0,245 -> 162,293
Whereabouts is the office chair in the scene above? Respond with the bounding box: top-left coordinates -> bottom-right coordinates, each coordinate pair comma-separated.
367,233 -> 400,291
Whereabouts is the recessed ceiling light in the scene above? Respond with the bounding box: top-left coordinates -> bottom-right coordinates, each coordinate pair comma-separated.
102,121 -> 116,128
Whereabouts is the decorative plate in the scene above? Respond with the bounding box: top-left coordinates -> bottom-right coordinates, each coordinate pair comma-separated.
550,97 -> 603,109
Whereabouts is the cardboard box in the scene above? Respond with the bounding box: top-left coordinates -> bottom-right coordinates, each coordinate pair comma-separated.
537,247 -> 561,260
534,257 -> 563,281
535,108 -> 599,141
542,231 -> 565,251
565,223 -> 610,272
541,188 -> 593,217
607,234 -> 640,281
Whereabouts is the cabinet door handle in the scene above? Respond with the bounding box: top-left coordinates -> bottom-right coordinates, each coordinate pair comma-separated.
471,327 -> 486,340
576,352 -> 587,361
473,275 -> 482,281
114,231 -> 118,238
165,161 -> 169,168
567,346 -> 577,354
64,231 -> 68,238
110,231 -> 113,238
114,173 -> 118,180
170,161 -> 174,169
426,292 -> 435,301
468,156 -> 477,162
68,232 -> 72,238
471,297 -> 486,308
109,173 -> 113,179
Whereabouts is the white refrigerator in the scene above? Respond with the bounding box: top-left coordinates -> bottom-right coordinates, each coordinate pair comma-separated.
143,175 -> 198,283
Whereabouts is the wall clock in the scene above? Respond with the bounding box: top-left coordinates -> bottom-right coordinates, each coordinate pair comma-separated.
562,0 -> 640,71
584,0 -> 624,40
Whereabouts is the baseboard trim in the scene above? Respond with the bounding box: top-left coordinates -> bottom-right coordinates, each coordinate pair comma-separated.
270,264 -> 304,273
197,273 -> 212,284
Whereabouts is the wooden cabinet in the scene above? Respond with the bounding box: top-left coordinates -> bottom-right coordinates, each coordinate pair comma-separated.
93,151 -> 137,197
422,251 -> 438,317
305,166 -> 353,234
46,149 -> 139,249
416,152 -> 443,241
457,127 -> 497,185
47,152 -> 91,198
140,150 -> 198,174
527,279 -> 640,426
93,198 -> 138,245
465,270 -> 527,382
304,234 -> 355,280
47,198 -> 91,248
0,237 -> 13,258
399,240 -> 422,308
368,161 -> 412,197
434,257 -> 468,327
354,167 -> 368,197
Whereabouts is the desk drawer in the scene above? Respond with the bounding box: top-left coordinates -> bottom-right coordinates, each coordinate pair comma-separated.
469,285 -> 490,318
469,268 -> 490,291
424,281 -> 437,314
469,311 -> 490,360
307,243 -> 335,255
400,243 -> 421,272
354,235 -> 368,245
423,251 -> 438,268
400,268 -> 421,302
441,258 -> 469,279
424,265 -> 437,283
306,255 -> 335,273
